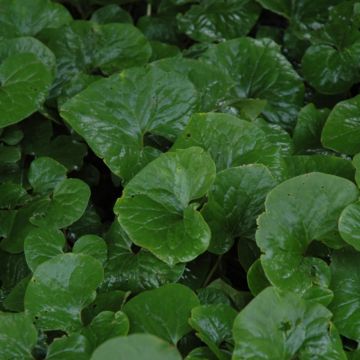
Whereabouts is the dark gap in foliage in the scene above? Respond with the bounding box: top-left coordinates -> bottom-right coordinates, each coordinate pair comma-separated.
341,336 -> 358,351
223,244 -> 249,291
143,132 -> 172,152
258,9 -> 288,29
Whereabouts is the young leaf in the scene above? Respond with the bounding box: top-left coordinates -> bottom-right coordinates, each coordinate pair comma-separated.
123,283 -> 200,344
25,253 -> 104,332
73,235 -> 108,265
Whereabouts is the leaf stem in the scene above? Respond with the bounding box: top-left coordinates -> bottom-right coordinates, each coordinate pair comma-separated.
203,255 -> 222,287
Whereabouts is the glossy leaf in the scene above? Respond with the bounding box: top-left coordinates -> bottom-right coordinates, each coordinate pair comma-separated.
201,37 -> 304,129
82,310 -> 129,347
0,0 -> 71,37
0,53 -> 52,128
177,0 -> 260,42
232,287 -> 346,359
116,147 -> 215,265
202,164 -> 276,254
322,95 -> 360,155
0,312 -> 37,360
329,249 -> 360,341
73,235 -> 107,265
46,333 -> 92,360
172,113 -> 281,175
256,173 -> 358,301
189,304 -> 237,359
123,283 -> 200,344
25,253 -> 104,332
61,66 -> 197,181
24,227 -> 65,272
90,334 -> 182,360
102,221 -> 184,293
28,157 -> 67,194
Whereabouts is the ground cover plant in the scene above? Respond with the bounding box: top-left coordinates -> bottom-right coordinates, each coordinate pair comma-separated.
2,0 -> 360,358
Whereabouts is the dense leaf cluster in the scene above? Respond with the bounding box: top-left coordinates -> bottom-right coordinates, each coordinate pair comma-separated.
2,0 -> 360,359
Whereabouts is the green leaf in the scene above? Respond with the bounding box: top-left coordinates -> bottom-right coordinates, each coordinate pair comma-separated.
282,155 -> 355,181
28,157 -> 67,194
201,37 -> 304,129
90,334 -> 182,360
25,253 -> 104,332
30,178 -> 90,229
61,66 -> 197,182
47,21 -> 151,96
3,275 -> 31,312
0,182 -> 28,209
82,290 -> 128,325
90,4 -> 132,24
301,2 -> 360,94
177,0 -> 260,42
149,41 -> 181,61
329,249 -> 360,342
0,312 -> 37,360
322,95 -> 360,155
256,0 -> 337,39
0,53 -> 52,128
123,283 -> 200,344
115,147 -> 215,265
0,0 -> 71,37
172,113 -> 281,175
339,202 -> 360,252
232,287 -> 346,360
82,310 -> 129,347
189,304 -> 237,359
73,235 -> 107,265
247,259 -> 270,296
102,221 -> 184,293
24,227 -> 65,272
202,164 -> 276,254
151,57 -> 232,112
293,103 -> 330,153
0,37 -> 56,76
185,347 -> 218,360
46,333 -> 92,360
256,173 -> 358,301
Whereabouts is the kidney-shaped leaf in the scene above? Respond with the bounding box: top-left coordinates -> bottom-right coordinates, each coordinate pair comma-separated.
25,253 -> 104,332
200,37 -> 304,129
256,173 -> 358,302
123,283 -> 200,344
90,334 -> 182,360
339,202 -> 360,251
61,66 -> 197,182
232,287 -> 346,359
115,147 -> 215,265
